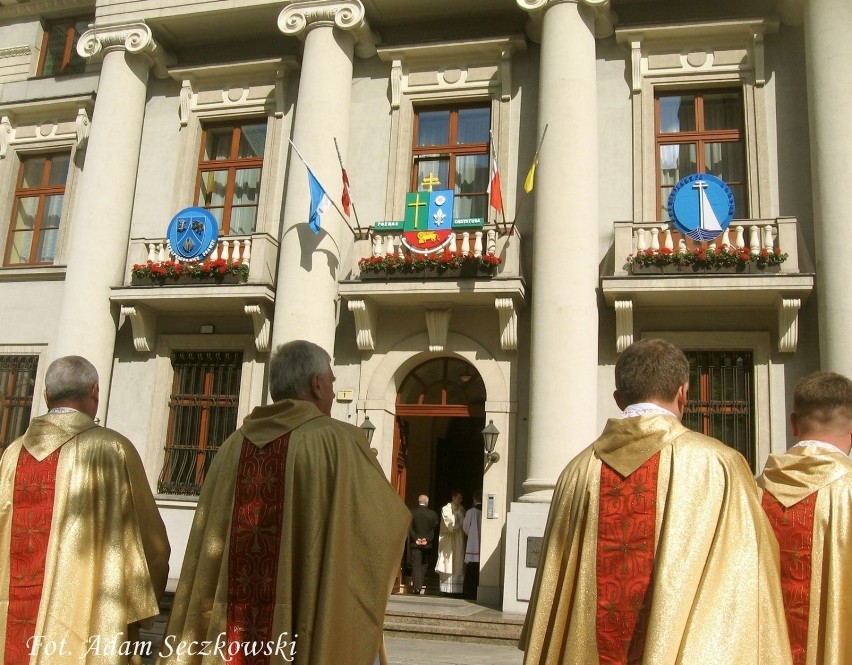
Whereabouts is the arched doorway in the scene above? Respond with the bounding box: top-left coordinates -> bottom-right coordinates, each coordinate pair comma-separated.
392,356 -> 485,594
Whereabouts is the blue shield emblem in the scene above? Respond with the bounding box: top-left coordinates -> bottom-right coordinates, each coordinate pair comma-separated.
166,207 -> 219,262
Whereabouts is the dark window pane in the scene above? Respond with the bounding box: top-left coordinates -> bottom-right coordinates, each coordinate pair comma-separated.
704,92 -> 743,131
704,142 -> 745,182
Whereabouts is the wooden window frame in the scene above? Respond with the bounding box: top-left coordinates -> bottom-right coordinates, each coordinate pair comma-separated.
654,88 -> 748,220
157,350 -> 243,496
3,152 -> 69,266
410,104 -> 491,215
194,120 -> 265,236
36,17 -> 90,77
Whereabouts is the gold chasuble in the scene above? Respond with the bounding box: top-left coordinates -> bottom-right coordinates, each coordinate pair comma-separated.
758,446 -> 852,665
520,415 -> 791,665
160,399 -> 410,665
0,412 -> 170,663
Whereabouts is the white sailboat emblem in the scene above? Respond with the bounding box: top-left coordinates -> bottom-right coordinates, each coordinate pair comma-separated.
692,179 -> 723,239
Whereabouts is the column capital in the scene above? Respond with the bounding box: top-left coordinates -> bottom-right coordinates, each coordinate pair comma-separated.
278,0 -> 378,58
77,21 -> 174,78
516,0 -> 616,40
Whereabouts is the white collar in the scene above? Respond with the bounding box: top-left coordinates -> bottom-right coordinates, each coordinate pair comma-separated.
793,439 -> 847,455
621,402 -> 679,419
48,407 -> 79,414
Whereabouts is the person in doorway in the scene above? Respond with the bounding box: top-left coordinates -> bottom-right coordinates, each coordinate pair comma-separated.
757,371 -> 852,665
462,490 -> 482,600
409,494 -> 440,595
0,355 -> 170,663
435,489 -> 466,595
161,340 -> 410,665
520,338 -> 791,664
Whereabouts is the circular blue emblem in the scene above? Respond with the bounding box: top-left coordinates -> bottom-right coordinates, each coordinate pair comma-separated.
166,207 -> 219,262
667,173 -> 735,242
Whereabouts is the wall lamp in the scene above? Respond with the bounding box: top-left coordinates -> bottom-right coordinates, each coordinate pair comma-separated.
359,415 -> 376,445
482,419 -> 500,464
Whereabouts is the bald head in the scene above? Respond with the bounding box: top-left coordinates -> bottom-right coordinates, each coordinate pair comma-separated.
418,495 -> 429,506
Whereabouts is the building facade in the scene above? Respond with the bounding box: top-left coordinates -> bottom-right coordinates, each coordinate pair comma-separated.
0,0 -> 848,613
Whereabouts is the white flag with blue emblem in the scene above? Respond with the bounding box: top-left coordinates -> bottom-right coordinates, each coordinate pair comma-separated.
307,167 -> 331,235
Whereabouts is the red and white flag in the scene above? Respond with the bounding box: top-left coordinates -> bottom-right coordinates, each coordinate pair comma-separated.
488,144 -> 504,216
341,167 -> 352,217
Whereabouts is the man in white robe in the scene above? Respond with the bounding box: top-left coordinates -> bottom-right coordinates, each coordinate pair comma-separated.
435,490 -> 465,594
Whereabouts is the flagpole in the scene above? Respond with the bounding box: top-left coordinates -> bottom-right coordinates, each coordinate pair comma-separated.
333,137 -> 363,235
288,138 -> 357,238
508,123 -> 548,237
489,130 -> 508,235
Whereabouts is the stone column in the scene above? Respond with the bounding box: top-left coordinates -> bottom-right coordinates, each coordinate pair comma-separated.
518,0 -> 609,501
803,0 -> 852,377
273,1 -> 376,355
50,22 -> 171,420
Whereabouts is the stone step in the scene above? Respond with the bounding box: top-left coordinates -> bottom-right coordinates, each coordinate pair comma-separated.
383,599 -> 523,647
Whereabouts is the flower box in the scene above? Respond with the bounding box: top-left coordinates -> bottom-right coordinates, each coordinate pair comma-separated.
131,259 -> 249,285
627,245 -> 788,275
358,252 -> 501,279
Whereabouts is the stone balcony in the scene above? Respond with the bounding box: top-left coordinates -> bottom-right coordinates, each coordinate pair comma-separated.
338,224 -> 525,353
109,232 -> 278,354
600,217 -> 815,353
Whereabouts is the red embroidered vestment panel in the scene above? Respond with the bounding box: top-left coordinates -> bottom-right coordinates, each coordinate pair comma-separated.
227,435 -> 291,665
596,453 -> 660,665
5,447 -> 61,664
762,491 -> 817,665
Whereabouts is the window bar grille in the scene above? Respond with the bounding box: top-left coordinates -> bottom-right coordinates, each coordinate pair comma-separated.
684,351 -> 754,471
158,351 -> 242,495
0,355 -> 38,451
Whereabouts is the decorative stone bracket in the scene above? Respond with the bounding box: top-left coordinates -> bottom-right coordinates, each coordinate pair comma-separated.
121,302 -> 272,353
495,298 -> 518,351
778,298 -> 801,353
245,304 -> 271,352
614,299 -> 634,353
121,305 -> 157,353
425,308 -> 452,352
349,299 -> 377,351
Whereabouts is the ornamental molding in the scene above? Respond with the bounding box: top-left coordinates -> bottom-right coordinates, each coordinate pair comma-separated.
77,22 -> 175,78
615,18 -> 780,91
0,0 -> 90,20
0,45 -> 30,60
278,0 -> 379,59
516,0 -> 616,40
0,97 -> 95,157
169,58 -> 299,126
377,36 -> 525,106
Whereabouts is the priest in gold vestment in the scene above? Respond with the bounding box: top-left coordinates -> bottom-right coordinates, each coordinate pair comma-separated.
757,371 -> 852,665
160,340 -> 410,665
520,339 -> 791,665
0,356 -> 170,663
